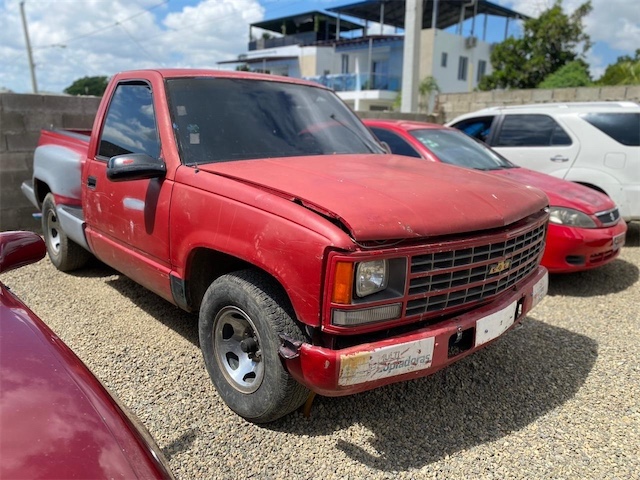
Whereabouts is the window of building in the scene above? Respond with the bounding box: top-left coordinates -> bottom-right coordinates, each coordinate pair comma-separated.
458,56 -> 468,81
341,54 -> 349,74
477,60 -> 487,82
441,52 -> 448,68
98,82 -> 160,159
495,114 -> 572,147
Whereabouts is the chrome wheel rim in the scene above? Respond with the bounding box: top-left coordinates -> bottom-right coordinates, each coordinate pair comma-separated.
213,306 -> 264,393
45,209 -> 61,255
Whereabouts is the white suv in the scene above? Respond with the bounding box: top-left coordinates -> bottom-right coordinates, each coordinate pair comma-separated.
447,102 -> 640,221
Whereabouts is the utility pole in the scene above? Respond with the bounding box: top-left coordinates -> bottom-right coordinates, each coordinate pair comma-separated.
20,0 -> 38,94
401,0 -> 422,113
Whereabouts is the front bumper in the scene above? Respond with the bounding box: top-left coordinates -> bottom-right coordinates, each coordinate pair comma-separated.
542,222 -> 627,273
283,266 -> 548,396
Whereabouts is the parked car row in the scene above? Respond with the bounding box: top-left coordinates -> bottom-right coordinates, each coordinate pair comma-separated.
446,102 -> 640,222
364,119 -> 628,273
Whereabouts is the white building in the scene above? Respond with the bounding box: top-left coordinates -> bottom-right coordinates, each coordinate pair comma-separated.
219,1 -> 528,111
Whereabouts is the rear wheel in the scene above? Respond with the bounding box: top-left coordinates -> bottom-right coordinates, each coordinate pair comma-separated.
199,269 -> 309,423
41,193 -> 90,271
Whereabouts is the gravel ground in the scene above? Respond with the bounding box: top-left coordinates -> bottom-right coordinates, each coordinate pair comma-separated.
2,223 -> 639,480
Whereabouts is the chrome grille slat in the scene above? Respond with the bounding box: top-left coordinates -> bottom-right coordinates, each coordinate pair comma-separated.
595,207 -> 620,226
406,223 -> 546,317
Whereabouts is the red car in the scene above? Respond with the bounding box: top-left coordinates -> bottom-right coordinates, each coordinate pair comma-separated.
365,120 -> 627,273
0,231 -> 173,479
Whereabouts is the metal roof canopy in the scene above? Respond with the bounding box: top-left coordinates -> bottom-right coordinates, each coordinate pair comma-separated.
327,0 -> 529,30
251,10 -> 364,34
218,56 -> 298,65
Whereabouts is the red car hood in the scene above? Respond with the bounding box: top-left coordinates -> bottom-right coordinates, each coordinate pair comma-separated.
491,167 -> 614,214
0,286 -> 168,479
201,154 -> 548,241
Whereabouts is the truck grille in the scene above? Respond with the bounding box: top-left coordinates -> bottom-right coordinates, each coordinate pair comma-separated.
406,220 -> 546,317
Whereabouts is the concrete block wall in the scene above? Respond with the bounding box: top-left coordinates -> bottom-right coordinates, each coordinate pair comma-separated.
0,93 -> 100,232
358,111 -> 437,122
438,85 -> 640,123
1,87 -> 637,232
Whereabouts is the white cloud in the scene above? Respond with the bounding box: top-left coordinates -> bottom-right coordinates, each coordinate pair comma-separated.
0,0 -> 264,93
2,0 -> 638,93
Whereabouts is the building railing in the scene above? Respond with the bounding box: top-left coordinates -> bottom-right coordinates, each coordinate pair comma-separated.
249,32 -> 323,51
304,73 -> 400,92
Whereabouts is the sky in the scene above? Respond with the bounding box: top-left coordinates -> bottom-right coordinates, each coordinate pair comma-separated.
1,0 -> 638,94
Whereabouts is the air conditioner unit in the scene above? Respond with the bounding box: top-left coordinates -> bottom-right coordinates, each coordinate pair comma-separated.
465,36 -> 477,49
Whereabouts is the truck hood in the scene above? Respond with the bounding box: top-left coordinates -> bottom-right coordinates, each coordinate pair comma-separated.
491,167 -> 614,215
201,154 -> 548,241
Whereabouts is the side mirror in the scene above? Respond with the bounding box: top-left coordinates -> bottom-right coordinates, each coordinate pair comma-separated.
107,153 -> 166,182
0,231 -> 46,274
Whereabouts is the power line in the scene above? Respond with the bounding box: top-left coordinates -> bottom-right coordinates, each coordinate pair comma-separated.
140,0 -> 305,43
118,22 -> 162,65
34,0 -> 169,49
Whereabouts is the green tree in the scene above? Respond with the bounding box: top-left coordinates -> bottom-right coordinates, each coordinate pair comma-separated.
393,76 -> 440,113
418,76 -> 440,113
538,60 -> 592,88
597,49 -> 640,85
479,1 -> 592,90
64,76 -> 109,96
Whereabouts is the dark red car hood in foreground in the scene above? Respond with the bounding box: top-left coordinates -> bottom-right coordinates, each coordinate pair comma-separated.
0,289 -> 172,479
0,233 -> 171,479
490,167 -> 614,214
201,154 -> 548,241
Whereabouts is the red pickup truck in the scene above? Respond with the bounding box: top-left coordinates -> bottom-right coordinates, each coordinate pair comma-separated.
22,69 -> 549,423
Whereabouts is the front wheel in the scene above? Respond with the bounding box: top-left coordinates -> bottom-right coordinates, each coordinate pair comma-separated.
199,270 -> 309,423
41,193 -> 90,271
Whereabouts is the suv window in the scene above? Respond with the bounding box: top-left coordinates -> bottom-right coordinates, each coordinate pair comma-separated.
582,113 -> 640,146
369,127 -> 421,158
495,114 -> 572,147
98,82 -> 160,159
451,116 -> 494,142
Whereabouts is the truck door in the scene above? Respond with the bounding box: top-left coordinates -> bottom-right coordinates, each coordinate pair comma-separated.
490,114 -> 581,177
83,80 -> 173,301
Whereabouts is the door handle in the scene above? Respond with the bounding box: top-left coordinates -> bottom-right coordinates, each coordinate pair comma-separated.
550,155 -> 569,163
87,176 -> 97,188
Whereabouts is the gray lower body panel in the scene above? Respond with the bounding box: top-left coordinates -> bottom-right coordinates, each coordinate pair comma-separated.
21,181 -> 38,209
58,205 -> 90,251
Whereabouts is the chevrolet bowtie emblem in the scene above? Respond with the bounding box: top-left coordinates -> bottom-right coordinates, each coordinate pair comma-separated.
489,260 -> 511,274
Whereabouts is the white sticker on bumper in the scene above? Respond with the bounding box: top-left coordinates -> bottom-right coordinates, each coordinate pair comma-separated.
532,271 -> 549,308
338,337 -> 435,386
475,300 -> 518,347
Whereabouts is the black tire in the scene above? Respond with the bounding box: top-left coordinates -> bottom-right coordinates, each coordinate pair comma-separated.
199,269 -> 310,423
41,193 -> 91,271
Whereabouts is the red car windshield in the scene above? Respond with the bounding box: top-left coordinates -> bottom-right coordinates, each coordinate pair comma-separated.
411,129 -> 516,170
166,77 -> 384,165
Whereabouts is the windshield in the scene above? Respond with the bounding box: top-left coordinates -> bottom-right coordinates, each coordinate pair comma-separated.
166,77 -> 384,165
410,128 -> 515,170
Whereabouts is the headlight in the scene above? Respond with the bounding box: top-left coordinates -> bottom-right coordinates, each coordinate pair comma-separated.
549,207 -> 597,228
356,259 -> 388,297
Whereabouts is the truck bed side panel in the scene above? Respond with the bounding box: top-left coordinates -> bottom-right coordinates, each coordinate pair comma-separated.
33,130 -> 91,206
